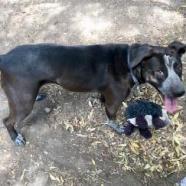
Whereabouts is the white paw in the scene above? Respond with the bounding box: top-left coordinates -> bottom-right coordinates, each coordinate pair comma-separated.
15,133 -> 26,146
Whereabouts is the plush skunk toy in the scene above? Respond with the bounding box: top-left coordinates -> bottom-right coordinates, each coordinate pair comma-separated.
107,100 -> 171,139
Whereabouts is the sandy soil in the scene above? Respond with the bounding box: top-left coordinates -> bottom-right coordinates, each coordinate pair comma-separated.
0,0 -> 185,185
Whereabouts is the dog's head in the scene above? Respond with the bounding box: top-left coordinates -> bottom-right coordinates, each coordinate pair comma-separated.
130,41 -> 185,113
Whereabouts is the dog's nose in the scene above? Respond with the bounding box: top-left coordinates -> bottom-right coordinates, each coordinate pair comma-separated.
173,89 -> 185,97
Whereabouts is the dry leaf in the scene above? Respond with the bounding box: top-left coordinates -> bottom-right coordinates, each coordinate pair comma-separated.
92,159 -> 96,166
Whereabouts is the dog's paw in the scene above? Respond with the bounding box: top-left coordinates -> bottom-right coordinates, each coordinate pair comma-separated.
36,93 -> 47,101
14,133 -> 26,146
105,120 -> 125,134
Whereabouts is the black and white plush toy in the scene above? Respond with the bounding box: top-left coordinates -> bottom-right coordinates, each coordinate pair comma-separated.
107,100 -> 171,139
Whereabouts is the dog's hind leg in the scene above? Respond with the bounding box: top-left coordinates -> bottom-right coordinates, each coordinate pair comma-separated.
3,116 -> 19,144
2,78 -> 39,145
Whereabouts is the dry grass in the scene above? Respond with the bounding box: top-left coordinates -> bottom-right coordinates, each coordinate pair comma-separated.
45,83 -> 185,183
113,85 -> 185,178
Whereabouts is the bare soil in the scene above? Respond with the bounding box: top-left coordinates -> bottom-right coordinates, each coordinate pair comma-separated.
0,0 -> 185,185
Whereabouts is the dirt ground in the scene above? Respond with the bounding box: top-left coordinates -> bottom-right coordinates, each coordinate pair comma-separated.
0,0 -> 185,185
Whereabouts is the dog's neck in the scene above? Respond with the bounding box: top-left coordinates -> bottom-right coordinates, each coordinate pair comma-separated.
132,65 -> 144,84
127,46 -> 139,85
127,46 -> 145,87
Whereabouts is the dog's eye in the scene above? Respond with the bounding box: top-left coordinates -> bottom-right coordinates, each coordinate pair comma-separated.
155,70 -> 164,76
155,70 -> 164,78
174,62 -> 182,76
175,63 -> 182,71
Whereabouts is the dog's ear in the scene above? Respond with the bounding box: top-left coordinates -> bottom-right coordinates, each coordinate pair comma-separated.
168,41 -> 186,56
130,44 -> 161,68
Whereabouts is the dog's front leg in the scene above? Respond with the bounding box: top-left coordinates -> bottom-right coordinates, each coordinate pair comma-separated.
102,85 -> 127,125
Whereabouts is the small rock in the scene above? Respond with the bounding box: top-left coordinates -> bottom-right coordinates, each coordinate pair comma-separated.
44,107 -> 51,113
43,151 -> 48,155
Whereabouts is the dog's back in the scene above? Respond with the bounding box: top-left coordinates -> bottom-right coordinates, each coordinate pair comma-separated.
0,44 -> 128,91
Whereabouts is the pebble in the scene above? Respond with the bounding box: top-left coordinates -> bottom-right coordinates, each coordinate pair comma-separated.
44,107 -> 51,113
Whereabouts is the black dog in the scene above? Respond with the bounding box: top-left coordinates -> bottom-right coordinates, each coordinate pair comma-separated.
0,41 -> 185,145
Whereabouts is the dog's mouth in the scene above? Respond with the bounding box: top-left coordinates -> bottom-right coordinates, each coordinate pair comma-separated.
157,87 -> 184,114
163,96 -> 177,114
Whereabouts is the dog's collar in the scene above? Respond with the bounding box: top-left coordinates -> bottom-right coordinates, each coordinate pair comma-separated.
127,46 -> 139,85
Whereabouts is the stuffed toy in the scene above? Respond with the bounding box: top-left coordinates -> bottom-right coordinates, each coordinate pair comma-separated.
107,100 -> 171,139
